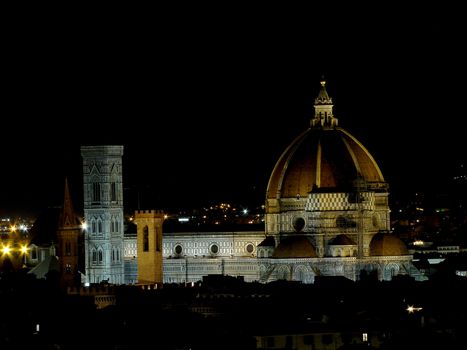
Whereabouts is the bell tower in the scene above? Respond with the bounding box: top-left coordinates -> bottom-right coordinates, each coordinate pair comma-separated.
81,145 -> 125,285
134,210 -> 165,285
56,178 -> 82,287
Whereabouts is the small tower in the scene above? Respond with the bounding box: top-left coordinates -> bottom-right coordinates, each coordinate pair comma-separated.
81,145 -> 125,285
311,79 -> 338,129
134,210 -> 165,285
56,178 -> 82,287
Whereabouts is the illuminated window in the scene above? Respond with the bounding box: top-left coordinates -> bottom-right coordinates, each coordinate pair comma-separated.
65,264 -> 72,274
362,333 -> 368,342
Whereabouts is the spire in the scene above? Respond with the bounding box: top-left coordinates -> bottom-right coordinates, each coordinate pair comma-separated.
59,178 -> 79,228
315,79 -> 333,105
311,79 -> 338,129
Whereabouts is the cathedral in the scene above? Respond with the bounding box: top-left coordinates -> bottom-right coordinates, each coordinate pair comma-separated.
26,80 -> 423,285
130,80 -> 423,285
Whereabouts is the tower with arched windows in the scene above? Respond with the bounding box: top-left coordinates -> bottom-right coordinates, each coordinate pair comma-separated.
81,145 -> 125,284
134,210 -> 165,285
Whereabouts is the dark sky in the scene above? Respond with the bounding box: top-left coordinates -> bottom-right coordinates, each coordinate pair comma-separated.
1,5 -> 465,217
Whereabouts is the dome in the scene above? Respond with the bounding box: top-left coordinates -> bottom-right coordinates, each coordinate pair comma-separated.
266,80 -> 386,206
369,232 -> 409,256
272,236 -> 318,258
329,234 -> 355,246
258,235 -> 275,247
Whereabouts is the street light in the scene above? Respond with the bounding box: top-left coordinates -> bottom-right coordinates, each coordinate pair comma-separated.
20,244 -> 28,267
406,304 -> 424,328
406,305 -> 422,314
1,245 -> 11,256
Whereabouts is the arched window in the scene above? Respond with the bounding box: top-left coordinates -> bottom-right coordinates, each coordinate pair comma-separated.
110,219 -> 115,233
111,182 -> 117,201
98,220 -> 103,233
116,248 -> 120,261
92,249 -> 97,263
65,242 -> 71,256
91,220 -> 96,233
92,182 -> 101,203
31,247 -> 38,260
277,266 -> 289,280
143,226 -> 149,252
98,249 -> 103,263
112,248 -> 115,261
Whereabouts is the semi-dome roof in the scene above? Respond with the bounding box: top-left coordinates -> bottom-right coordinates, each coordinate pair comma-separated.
329,234 -> 356,246
272,236 -> 318,258
369,232 -> 409,256
266,80 -> 386,201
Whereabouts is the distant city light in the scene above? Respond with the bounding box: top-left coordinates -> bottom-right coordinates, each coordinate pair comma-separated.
20,245 -> 28,254
406,305 -> 422,313
81,221 -> 88,231
243,209 -> 248,215
1,245 -> 11,255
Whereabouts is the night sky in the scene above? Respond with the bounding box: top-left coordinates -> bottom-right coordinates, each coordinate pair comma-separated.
1,5 -> 465,217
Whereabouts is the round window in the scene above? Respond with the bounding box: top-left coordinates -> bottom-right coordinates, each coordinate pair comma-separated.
174,244 -> 183,255
293,217 -> 305,232
246,243 -> 254,254
210,244 -> 219,255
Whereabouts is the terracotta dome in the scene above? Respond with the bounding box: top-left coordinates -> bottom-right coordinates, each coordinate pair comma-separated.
369,232 -> 409,256
266,80 -> 386,204
272,236 -> 318,258
329,234 -> 355,246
